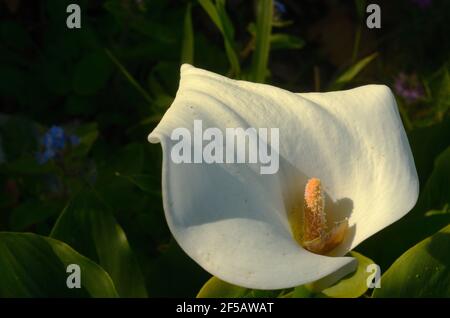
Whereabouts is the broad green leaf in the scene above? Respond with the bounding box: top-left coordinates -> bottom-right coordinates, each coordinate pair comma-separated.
181,2 -> 194,64
291,285 -> 313,298
436,68 -> 450,117
251,0 -> 273,83
418,146 -> 450,212
0,232 -> 118,297
428,65 -> 450,120
198,0 -> 240,75
50,190 -> 148,297
373,224 -> 450,297
197,277 -> 249,298
408,120 -> 450,187
196,276 -> 281,298
314,251 -> 374,298
270,33 -> 305,50
330,52 -> 378,89
73,50 -> 113,95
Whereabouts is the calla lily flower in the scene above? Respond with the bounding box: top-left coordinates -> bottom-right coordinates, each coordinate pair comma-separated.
148,64 -> 419,290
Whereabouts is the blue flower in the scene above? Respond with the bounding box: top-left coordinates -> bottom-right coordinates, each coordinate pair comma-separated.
46,125 -> 66,150
36,125 -> 80,164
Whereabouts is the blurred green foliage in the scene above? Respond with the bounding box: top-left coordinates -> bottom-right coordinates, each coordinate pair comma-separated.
0,0 -> 449,297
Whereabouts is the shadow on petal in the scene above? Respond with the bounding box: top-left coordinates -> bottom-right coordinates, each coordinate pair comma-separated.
279,157 -> 356,257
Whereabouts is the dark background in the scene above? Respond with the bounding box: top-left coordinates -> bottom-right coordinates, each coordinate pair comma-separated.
0,0 -> 449,297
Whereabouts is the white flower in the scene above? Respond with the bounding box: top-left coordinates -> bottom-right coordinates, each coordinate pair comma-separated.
148,64 -> 419,290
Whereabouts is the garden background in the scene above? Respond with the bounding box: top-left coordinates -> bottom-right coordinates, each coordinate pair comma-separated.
0,0 -> 449,297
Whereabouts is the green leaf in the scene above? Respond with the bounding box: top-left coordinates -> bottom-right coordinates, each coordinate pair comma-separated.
436,68 -> 450,117
270,33 -> 305,50
428,65 -> 450,120
425,205 -> 450,217
0,232 -> 118,297
315,251 -> 374,298
197,277 -> 249,298
418,146 -> 450,212
250,0 -> 273,83
291,285 -> 313,298
373,224 -> 450,297
198,0 -> 240,76
330,52 -> 378,89
196,276 -> 282,298
181,2 -> 194,64
73,50 -> 113,95
50,190 -> 148,297
408,120 -> 450,187
198,0 -> 221,28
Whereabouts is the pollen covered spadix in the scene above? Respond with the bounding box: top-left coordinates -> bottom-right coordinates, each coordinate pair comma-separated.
301,178 -> 349,255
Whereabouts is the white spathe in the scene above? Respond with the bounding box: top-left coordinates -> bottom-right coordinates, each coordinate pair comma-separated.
148,64 -> 419,290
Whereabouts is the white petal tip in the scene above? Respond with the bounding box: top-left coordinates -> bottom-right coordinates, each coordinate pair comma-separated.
180,63 -> 194,73
147,132 -> 161,144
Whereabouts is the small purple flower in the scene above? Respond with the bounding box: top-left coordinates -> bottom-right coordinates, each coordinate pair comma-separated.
411,0 -> 432,9
394,72 -> 425,103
